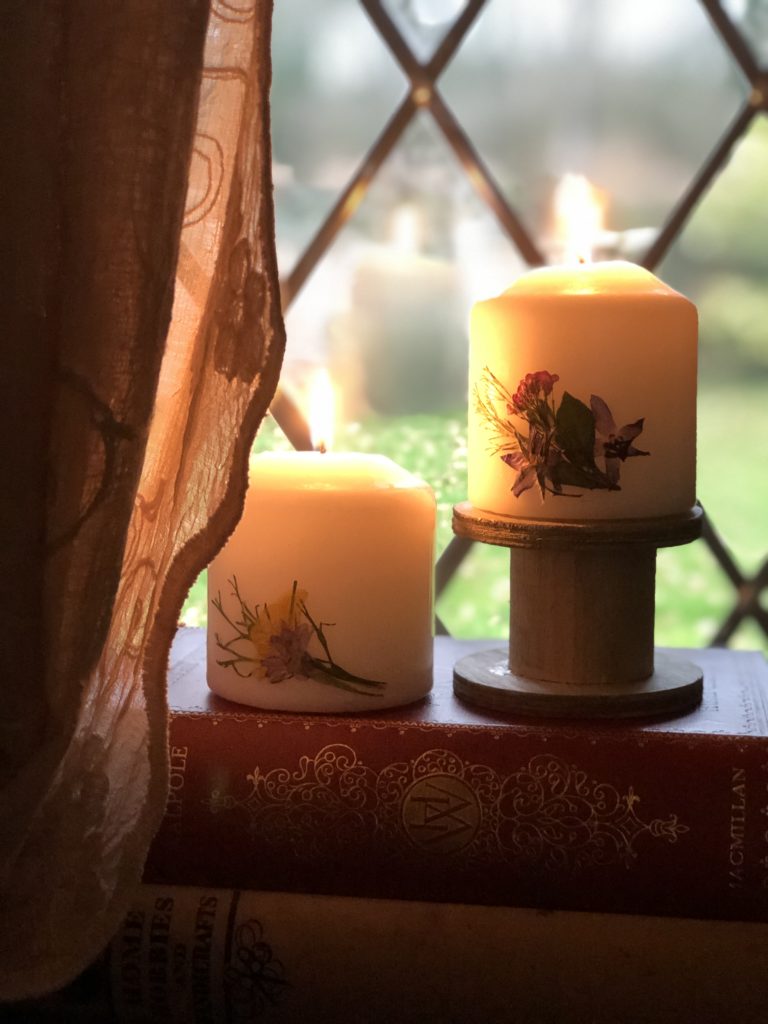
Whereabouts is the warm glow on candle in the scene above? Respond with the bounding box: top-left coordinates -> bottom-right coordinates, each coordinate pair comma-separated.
554,174 -> 604,265
308,368 -> 335,452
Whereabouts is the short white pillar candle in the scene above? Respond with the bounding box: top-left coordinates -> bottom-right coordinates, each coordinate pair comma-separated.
207,451 -> 436,712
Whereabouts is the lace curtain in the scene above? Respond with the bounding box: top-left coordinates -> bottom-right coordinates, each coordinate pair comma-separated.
0,0 -> 284,998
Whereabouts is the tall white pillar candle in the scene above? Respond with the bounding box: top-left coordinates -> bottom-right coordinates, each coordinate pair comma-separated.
468,262 -> 697,521
207,452 -> 435,712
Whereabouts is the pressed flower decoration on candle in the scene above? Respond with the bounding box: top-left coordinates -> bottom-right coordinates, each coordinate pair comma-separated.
212,577 -> 386,696
474,367 -> 649,501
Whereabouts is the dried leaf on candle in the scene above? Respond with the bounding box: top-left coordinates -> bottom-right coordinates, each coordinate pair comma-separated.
554,392 -> 596,467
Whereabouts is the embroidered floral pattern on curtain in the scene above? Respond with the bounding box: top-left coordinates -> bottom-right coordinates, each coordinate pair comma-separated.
0,0 -> 284,997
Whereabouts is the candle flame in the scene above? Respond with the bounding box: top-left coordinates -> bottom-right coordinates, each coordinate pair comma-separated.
554,174 -> 604,265
308,368 -> 335,452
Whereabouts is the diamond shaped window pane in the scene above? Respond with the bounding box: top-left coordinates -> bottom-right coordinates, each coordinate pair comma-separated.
441,0 -> 747,257
272,0 -> 407,274
659,119 -> 768,580
280,112 -> 525,413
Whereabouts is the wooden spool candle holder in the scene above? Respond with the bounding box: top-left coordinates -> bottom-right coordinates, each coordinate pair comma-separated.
452,502 -> 704,719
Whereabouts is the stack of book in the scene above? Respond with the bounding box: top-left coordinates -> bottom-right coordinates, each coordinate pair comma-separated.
108,630 -> 768,1022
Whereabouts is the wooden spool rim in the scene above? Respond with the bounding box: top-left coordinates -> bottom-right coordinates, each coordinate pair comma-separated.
453,648 -> 704,719
452,502 -> 703,550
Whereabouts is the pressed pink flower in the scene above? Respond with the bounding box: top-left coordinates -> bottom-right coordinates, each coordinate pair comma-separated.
511,371 -> 560,414
530,370 -> 559,395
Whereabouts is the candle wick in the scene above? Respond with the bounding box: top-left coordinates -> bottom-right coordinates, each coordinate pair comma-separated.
317,442 -> 327,454
578,256 -> 586,265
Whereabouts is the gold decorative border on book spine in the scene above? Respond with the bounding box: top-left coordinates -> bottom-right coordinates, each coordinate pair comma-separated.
207,744 -> 687,870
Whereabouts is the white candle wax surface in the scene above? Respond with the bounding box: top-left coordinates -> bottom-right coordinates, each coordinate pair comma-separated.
207,452 -> 435,712
468,261 -> 697,521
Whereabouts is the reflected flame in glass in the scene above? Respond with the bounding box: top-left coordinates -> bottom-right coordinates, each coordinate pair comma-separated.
554,174 -> 604,264
389,203 -> 422,255
308,368 -> 335,452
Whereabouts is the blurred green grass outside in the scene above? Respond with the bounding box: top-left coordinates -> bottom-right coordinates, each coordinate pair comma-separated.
181,380 -> 767,653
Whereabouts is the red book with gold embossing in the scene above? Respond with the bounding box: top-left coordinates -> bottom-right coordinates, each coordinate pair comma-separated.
144,630 -> 768,922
